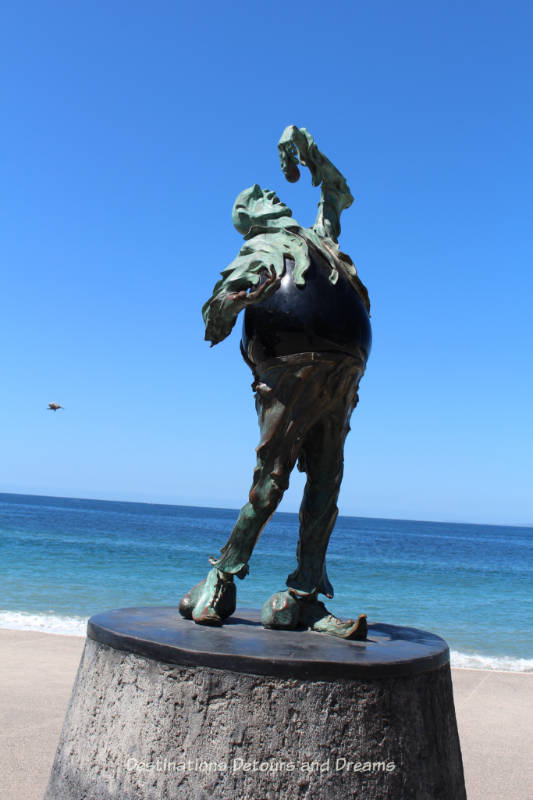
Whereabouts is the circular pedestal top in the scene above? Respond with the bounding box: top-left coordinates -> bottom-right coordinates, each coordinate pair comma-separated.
88,607 -> 449,681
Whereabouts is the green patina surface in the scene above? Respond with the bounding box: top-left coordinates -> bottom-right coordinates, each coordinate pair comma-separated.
180,126 -> 370,641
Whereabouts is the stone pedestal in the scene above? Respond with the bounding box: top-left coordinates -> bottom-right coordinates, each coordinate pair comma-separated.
45,607 -> 466,800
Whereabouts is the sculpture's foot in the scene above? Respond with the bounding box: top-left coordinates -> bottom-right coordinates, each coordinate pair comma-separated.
261,590 -> 367,640
179,568 -> 236,626
303,602 -> 368,640
261,590 -> 302,630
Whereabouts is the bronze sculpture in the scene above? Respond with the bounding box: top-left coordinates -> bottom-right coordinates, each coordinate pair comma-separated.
180,126 -> 371,639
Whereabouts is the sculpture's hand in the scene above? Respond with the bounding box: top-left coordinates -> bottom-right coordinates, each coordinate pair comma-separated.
278,125 -> 310,184
278,125 -> 353,242
227,266 -> 281,309
203,266 -> 282,347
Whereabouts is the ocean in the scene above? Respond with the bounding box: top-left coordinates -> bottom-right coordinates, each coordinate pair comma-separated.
1,492 -> 531,671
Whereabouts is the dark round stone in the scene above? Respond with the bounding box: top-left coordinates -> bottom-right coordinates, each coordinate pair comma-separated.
87,607 -> 450,681
241,247 -> 371,365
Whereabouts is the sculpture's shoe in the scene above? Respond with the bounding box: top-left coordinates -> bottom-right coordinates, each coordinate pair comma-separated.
179,568 -> 236,627
299,598 -> 368,640
260,591 -> 367,640
261,590 -> 302,630
178,580 -> 204,620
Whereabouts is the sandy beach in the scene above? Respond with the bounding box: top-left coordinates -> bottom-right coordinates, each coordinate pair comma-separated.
0,628 -> 531,800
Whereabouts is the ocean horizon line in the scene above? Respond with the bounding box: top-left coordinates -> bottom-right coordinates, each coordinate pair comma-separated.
1,490 -> 530,531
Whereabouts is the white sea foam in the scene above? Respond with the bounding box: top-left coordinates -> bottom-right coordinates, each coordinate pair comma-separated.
450,649 -> 533,672
0,610 -> 87,636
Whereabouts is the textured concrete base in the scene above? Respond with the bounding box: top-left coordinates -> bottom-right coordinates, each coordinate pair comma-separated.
3,629 -> 530,800
45,633 -> 466,799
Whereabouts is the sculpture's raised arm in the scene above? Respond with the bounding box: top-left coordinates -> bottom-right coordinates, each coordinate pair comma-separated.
278,125 -> 353,242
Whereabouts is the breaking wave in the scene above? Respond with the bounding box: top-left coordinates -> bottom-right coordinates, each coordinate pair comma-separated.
0,610 -> 86,636
450,649 -> 533,672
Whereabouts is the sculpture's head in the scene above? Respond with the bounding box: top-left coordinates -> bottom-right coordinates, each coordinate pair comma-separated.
232,184 -> 293,237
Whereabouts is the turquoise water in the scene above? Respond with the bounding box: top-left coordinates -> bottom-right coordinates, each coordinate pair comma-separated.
1,492 -> 532,670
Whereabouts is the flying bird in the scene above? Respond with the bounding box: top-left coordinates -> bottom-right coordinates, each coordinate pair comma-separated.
47,403 -> 64,411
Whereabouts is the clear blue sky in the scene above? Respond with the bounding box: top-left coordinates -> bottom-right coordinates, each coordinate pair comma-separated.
1,1 -> 532,524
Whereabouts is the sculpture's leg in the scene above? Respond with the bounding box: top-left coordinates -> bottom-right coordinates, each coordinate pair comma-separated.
288,359 -> 362,598
263,358 -> 367,638
210,364 -> 316,576
287,413 -> 346,599
181,358 -> 323,626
